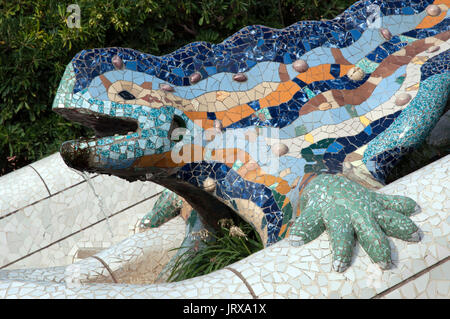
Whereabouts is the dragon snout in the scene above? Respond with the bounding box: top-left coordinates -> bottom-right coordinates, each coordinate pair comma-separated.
60,140 -> 92,172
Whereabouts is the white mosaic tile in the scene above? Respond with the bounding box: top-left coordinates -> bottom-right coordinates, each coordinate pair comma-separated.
0,166 -> 49,217
29,153 -> 87,195
382,260 -> 450,299
0,157 -> 164,269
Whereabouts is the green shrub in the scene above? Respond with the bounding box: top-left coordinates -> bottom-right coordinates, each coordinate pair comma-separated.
0,0 -> 356,175
167,217 -> 263,282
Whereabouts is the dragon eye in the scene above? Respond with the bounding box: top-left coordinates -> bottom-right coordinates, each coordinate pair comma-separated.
169,115 -> 187,142
118,90 -> 136,100
172,115 -> 186,129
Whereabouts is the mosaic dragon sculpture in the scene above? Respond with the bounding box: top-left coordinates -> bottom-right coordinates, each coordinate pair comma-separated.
53,0 -> 450,273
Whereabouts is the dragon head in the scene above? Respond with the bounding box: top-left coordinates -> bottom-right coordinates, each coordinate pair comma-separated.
53,47 -> 249,229
53,48 -> 210,181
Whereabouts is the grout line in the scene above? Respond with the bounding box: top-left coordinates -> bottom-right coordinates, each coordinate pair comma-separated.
372,256 -> 450,299
29,165 -> 52,197
225,267 -> 258,299
0,191 -> 162,270
90,255 -> 119,283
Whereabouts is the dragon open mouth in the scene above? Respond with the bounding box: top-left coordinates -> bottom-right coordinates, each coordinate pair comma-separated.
54,107 -> 143,174
54,108 -> 139,139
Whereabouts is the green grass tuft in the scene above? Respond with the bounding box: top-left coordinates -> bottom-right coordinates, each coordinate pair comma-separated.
167,218 -> 263,282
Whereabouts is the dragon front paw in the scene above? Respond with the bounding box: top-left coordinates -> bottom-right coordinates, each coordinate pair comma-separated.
289,174 -> 420,272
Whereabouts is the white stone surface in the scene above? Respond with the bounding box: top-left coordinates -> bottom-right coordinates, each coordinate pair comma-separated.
0,216 -> 186,285
381,260 -> 450,299
29,153 -> 87,195
0,152 -> 164,270
0,165 -> 49,217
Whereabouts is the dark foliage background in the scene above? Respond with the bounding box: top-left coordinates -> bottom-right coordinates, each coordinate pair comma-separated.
0,0 -> 448,178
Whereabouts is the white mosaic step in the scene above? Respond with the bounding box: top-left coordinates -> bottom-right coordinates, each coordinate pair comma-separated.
0,152 -> 164,270
0,216 -> 186,285
0,165 -> 50,218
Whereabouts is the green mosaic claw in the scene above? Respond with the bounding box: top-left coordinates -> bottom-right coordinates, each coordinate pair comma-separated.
140,189 -> 184,228
289,174 -> 420,272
